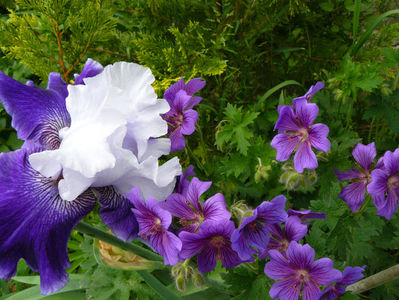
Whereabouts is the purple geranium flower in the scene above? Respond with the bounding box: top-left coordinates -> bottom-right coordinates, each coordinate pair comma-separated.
265,241 -> 341,300
259,216 -> 308,259
176,165 -> 195,195
334,142 -> 376,212
163,78 -> 205,152
367,149 -> 399,219
163,177 -> 231,233
271,100 -> 330,173
287,209 -> 326,221
129,187 -> 182,265
179,220 -> 242,273
231,195 -> 287,261
319,265 -> 365,300
292,81 -> 324,107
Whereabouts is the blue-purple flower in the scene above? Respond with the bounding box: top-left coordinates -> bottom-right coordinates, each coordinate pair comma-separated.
319,265 -> 366,300
334,142 -> 376,212
129,187 -> 182,265
287,209 -> 326,221
265,241 -> 341,300
259,216 -> 308,259
162,78 -> 205,152
271,99 -> 330,173
0,60 -> 182,294
163,177 -> 231,233
179,220 -> 242,273
231,195 -> 287,261
367,149 -> 399,219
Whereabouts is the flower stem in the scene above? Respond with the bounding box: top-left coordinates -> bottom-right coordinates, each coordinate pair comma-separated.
75,222 -> 162,262
137,270 -> 182,300
347,264 -> 399,294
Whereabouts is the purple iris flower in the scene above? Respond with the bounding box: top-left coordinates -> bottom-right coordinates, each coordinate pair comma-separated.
367,149 -> 399,219
334,142 -> 376,212
163,177 -> 231,233
319,265 -> 366,300
129,187 -> 182,265
179,220 -> 242,273
0,60 -> 181,295
231,195 -> 287,261
259,216 -> 308,259
265,241 -> 341,300
292,82 -> 324,107
287,209 -> 326,221
271,100 -> 330,173
162,78 -> 205,152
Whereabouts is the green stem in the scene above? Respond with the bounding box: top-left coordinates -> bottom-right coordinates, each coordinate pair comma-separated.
356,194 -> 371,216
137,270 -> 182,300
368,116 -> 375,143
75,222 -> 162,262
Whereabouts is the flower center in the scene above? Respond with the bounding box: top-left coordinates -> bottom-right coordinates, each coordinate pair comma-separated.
298,128 -> 308,138
210,236 -> 226,248
297,269 -> 309,281
280,239 -> 290,252
388,176 -> 399,189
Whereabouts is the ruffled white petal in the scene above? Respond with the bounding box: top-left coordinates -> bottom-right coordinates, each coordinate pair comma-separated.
29,62 -> 181,201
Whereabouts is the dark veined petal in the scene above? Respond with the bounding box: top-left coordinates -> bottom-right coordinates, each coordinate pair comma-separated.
181,109 -> 198,135
170,127 -> 186,152
269,277 -> 301,300
302,280 -> 321,300
271,133 -> 301,162
97,186 -> 138,242
285,216 -> 308,242
179,231 -> 204,260
309,258 -> 341,285
163,193 -> 197,220
202,193 -> 231,222
274,106 -> 301,132
0,71 -> 70,149
340,265 -> 365,286
293,141 -> 318,173
219,244 -> 243,268
176,165 -> 195,195
184,78 -> 206,96
265,250 -> 297,280
150,230 -> 182,265
231,214 -> 258,261
197,244 -> 218,273
352,142 -> 376,171
376,187 -> 398,220
0,149 -> 96,295
185,177 -> 212,213
173,90 -> 192,112
295,101 -> 319,128
308,123 -> 330,152
164,77 -> 185,104
367,168 -> 388,199
333,168 -> 362,182
256,195 -> 288,224
338,181 -> 366,212
286,242 -> 315,270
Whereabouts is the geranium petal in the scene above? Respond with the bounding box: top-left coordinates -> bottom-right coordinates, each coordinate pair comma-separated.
294,141 -> 317,173
220,245 -> 243,268
340,265 -> 365,286
367,168 -> 388,198
164,77 -> 185,104
203,193 -> 231,222
295,101 -> 319,128
302,280 -> 321,300
309,123 -> 330,152
333,168 -> 362,182
170,128 -> 186,152
284,216 -> 308,242
197,245 -> 217,273
309,258 -> 341,285
186,177 -> 212,212
163,193 -> 197,220
0,149 -> 96,295
286,242 -> 314,270
181,109 -> 198,135
179,231 -> 204,260
150,231 -> 181,265
256,195 -> 288,224
264,250 -> 297,280
274,106 -> 300,132
352,142 -> 376,171
269,277 -> 300,300
376,187 -> 398,220
338,181 -> 366,212
184,78 -> 206,96
271,134 -> 300,162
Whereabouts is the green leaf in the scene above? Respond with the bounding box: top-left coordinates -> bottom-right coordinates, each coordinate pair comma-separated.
320,1 -> 334,12
12,275 -> 83,285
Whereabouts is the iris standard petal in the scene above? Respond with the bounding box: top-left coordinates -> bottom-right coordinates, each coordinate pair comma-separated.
293,142 -> 318,173
352,142 -> 376,171
0,149 -> 96,295
338,181 -> 366,212
0,71 -> 70,149
73,58 -> 104,85
308,123 -> 330,152
97,186 -> 138,242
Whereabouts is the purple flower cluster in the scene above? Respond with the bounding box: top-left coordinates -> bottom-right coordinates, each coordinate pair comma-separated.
271,82 -> 330,173
162,78 -> 205,152
335,142 -> 399,219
